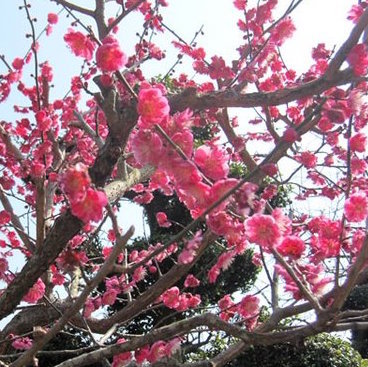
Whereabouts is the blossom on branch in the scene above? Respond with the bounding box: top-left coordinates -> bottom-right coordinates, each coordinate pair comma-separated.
64,29 -> 96,60
96,36 -> 127,72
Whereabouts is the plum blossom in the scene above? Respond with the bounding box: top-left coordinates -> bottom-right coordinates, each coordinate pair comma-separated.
131,129 -> 163,166
297,151 -> 317,168
47,13 -> 58,24
347,44 -> 368,76
96,36 -> 127,72
184,274 -> 200,288
156,211 -> 172,228
162,286 -> 180,309
270,17 -> 296,46
12,58 -> 24,70
23,278 -> 45,303
277,235 -> 305,259
71,188 -> 108,223
245,214 -> 281,247
194,144 -> 229,181
344,192 -> 368,222
350,132 -> 367,152
237,295 -> 260,330
64,29 -> 95,60
137,85 -> 170,126
12,337 -> 33,350
0,210 -> 10,226
60,163 -> 91,202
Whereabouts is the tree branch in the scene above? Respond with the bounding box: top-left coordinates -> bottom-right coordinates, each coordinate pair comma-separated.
169,69 -> 356,112
51,0 -> 94,17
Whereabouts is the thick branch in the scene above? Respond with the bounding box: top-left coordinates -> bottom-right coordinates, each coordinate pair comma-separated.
169,69 -> 355,112
54,313 -> 327,367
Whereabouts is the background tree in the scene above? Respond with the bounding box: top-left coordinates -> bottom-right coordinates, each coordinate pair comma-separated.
1,1 -> 368,367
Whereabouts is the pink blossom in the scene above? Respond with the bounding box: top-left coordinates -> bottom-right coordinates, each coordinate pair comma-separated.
184,274 -> 200,288
208,179 -> 238,211
194,145 -> 229,181
156,211 -> 172,228
351,157 -> 368,175
133,191 -> 154,204
277,235 -> 305,259
131,129 -> 163,166
178,248 -> 196,264
186,293 -> 201,308
282,127 -> 300,143
350,132 -> 367,152
47,13 -> 58,24
64,29 -> 95,60
162,287 -> 180,309
237,295 -> 260,330
245,214 -> 281,247
208,265 -> 220,284
12,337 -> 33,350
96,36 -> 127,72
132,265 -> 147,282
233,0 -> 246,10
135,345 -> 150,364
137,86 -> 170,126
218,294 -> 236,321
165,338 -> 181,357
347,44 -> 368,76
261,163 -> 278,177
297,151 -> 317,168
148,341 -> 167,363
270,17 -> 296,46
311,236 -> 341,260
60,163 -> 91,202
344,192 -> 368,222
348,4 -> 364,23
102,289 -> 118,306
71,188 -> 108,223
218,294 -> 235,310
12,58 -> 24,70
216,251 -> 236,271
208,56 -> 235,80
0,210 -> 11,226
23,278 -> 45,303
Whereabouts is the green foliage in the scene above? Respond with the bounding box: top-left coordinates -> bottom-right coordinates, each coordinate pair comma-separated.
229,162 -> 292,208
37,329 -> 100,367
343,284 -> 368,358
344,284 -> 368,311
227,334 -> 363,367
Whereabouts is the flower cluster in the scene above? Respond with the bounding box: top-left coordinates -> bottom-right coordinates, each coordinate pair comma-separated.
60,164 -> 108,223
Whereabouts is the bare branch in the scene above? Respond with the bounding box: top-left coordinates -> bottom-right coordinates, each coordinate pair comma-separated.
51,0 -> 94,17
